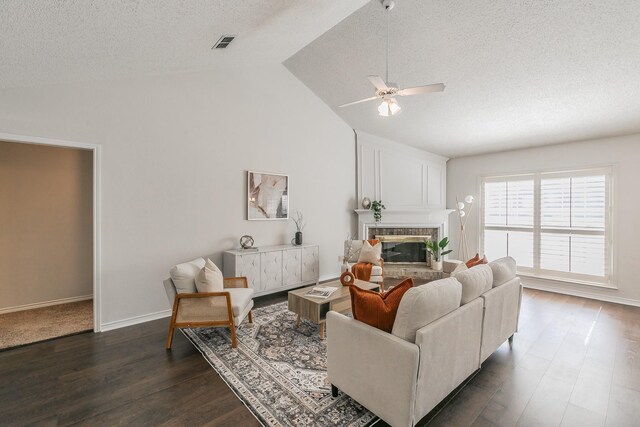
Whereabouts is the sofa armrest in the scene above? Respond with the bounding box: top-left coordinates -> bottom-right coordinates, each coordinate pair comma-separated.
479,277 -> 522,362
413,298 -> 483,420
327,311 -> 419,427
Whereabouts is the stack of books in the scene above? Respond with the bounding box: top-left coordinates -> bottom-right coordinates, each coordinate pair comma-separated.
305,286 -> 338,299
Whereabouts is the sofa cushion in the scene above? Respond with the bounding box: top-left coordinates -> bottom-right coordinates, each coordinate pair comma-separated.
391,277 -> 462,342
170,257 -> 206,294
195,259 -> 224,293
349,278 -> 413,333
488,256 -> 517,287
357,240 -> 382,266
455,264 -> 493,304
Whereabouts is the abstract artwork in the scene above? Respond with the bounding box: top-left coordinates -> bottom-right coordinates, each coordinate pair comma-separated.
247,171 -> 289,220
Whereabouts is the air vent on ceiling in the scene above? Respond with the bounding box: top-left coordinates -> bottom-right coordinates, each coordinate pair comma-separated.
212,35 -> 236,49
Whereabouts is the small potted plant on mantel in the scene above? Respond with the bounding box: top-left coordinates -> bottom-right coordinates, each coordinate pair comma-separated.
370,200 -> 386,228
425,237 -> 453,271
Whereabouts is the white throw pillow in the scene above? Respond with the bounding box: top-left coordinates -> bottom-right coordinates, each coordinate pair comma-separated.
169,257 -> 206,294
195,259 -> 225,293
357,240 -> 382,266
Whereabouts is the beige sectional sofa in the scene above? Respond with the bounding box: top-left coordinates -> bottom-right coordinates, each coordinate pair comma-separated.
327,257 -> 522,427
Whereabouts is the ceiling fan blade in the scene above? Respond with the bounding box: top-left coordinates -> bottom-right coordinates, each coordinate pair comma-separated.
367,75 -> 389,91
338,96 -> 380,108
397,83 -> 446,97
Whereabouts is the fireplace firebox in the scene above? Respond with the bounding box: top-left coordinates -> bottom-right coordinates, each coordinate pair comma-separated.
375,235 -> 430,264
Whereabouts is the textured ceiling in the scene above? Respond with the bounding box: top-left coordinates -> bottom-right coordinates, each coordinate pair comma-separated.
285,0 -> 640,157
0,0 -> 368,89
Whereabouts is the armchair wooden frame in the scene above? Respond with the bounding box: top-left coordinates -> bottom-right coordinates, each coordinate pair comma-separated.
166,276 -> 253,350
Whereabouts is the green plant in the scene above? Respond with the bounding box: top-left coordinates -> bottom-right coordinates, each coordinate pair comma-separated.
370,200 -> 386,223
425,237 -> 453,262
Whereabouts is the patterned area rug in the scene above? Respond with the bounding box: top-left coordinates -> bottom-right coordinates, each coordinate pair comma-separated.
183,302 -> 378,427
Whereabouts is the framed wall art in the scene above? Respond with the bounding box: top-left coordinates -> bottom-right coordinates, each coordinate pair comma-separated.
247,171 -> 289,220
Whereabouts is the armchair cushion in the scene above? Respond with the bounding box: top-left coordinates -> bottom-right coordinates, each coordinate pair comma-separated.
345,240 -> 363,263
195,259 -> 224,293
227,288 -> 254,317
369,265 -> 384,276
170,257 -> 205,293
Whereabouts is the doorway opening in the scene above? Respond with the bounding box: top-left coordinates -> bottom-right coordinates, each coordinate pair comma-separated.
0,134 -> 101,350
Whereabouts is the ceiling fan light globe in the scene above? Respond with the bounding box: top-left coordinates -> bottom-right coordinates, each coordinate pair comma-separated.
389,99 -> 401,115
377,100 -> 390,116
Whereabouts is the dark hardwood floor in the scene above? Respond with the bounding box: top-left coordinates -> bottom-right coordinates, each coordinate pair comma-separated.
1,288 -> 639,426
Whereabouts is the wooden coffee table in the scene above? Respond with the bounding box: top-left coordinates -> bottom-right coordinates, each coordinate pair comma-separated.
288,279 -> 380,339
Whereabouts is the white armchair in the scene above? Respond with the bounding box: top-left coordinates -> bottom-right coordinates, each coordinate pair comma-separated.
344,240 -> 385,286
163,275 -> 254,349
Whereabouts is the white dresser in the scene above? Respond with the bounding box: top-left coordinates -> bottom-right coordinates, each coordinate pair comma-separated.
223,244 -> 319,296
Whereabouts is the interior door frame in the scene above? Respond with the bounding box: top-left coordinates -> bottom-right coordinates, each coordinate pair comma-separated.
0,132 -> 102,332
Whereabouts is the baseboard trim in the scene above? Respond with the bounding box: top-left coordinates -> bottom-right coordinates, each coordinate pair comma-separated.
0,295 -> 93,315
99,274 -> 340,332
100,309 -> 171,332
522,281 -> 640,308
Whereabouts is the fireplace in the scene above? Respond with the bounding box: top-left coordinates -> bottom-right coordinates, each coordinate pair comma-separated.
355,208 -> 452,280
375,235 -> 430,264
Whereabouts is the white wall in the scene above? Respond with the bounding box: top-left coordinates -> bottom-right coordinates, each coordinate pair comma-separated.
0,65 -> 356,329
356,131 -> 448,211
447,134 -> 640,305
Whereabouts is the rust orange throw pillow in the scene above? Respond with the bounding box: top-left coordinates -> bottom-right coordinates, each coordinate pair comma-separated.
349,278 -> 413,333
466,253 -> 488,268
465,253 -> 480,268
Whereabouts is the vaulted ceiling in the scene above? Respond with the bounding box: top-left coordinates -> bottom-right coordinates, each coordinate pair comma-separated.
3,1 -> 640,158
285,0 -> 640,157
0,0 -> 368,88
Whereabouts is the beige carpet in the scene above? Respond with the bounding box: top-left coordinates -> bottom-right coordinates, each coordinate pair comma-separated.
0,300 -> 93,350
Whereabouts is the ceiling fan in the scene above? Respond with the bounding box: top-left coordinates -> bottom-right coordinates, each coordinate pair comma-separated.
338,0 -> 445,117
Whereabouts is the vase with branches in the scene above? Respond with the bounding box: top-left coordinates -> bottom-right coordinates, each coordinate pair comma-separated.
342,233 -> 355,272
292,211 -> 305,245
425,237 -> 453,271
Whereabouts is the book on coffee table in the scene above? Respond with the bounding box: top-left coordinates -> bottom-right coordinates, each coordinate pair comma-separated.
305,286 -> 338,299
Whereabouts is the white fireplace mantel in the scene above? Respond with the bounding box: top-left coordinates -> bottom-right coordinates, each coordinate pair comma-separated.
354,208 -> 455,240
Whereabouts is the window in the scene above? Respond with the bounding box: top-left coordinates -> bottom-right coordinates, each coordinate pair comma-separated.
481,167 -> 613,287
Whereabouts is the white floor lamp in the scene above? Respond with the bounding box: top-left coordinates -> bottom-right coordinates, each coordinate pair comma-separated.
455,195 -> 475,261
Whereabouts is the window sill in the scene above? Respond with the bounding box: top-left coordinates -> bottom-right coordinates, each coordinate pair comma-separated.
517,272 -> 617,290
